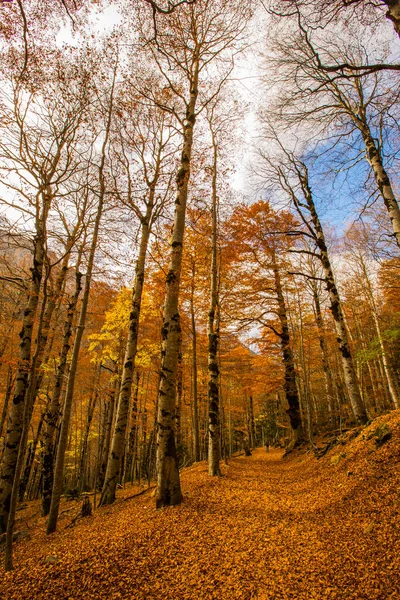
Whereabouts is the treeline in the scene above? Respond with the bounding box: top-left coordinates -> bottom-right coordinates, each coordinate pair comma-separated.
0,0 -> 399,571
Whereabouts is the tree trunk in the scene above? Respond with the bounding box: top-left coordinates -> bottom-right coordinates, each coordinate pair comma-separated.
272,252 -> 304,442
99,202 -> 153,507
190,270 -> 200,462
298,168 -> 368,425
208,130 -> 221,477
124,371 -> 140,484
155,57 -> 199,508
0,367 -> 13,444
175,328 -> 183,453
358,253 -> 399,409
41,269 -> 83,516
97,377 -> 118,491
46,73 -> 114,533
358,122 -> 400,249
310,278 -> 336,426
0,184 -> 51,535
18,408 -> 46,502
248,396 -> 256,448
78,380 -> 99,493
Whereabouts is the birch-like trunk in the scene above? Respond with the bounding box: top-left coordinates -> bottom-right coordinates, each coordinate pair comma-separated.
272,253 -> 304,442
0,367 -> 13,443
18,249 -> 74,503
155,58 -> 199,508
46,211 -> 103,534
97,377 -> 118,491
358,122 -> 400,249
41,269 -> 82,516
190,269 -> 200,462
310,278 -> 336,425
78,380 -> 99,493
300,172 -> 368,425
99,207 -> 152,506
46,75 -> 114,533
0,185 -> 51,535
248,396 -> 256,448
208,132 -> 221,477
175,328 -> 183,451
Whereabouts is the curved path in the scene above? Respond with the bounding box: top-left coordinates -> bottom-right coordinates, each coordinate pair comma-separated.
1,440 -> 399,599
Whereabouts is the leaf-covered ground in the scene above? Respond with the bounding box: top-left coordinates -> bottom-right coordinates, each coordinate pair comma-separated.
1,411 -> 400,599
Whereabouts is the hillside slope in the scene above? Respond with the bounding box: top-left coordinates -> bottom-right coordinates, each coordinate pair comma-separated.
1,411 -> 400,600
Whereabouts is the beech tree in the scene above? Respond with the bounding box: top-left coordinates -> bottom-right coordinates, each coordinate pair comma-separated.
264,23 -> 400,249
226,202 -> 305,444
99,96 -> 176,507
0,59 -> 91,538
269,1 -> 400,42
343,224 -> 400,409
46,60 -> 117,535
260,148 -> 368,426
139,0 -> 252,508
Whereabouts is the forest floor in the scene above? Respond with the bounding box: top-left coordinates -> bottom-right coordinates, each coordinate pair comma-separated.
1,411 -> 400,600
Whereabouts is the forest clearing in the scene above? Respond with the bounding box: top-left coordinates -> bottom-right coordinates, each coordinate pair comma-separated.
1,411 -> 399,600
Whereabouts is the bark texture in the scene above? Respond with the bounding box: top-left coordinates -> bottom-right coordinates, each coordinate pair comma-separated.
156,57 -> 199,509
190,264 -> 200,462
99,208 -> 152,506
208,130 -> 221,477
41,270 -> 82,516
299,168 -> 368,425
0,185 -> 51,534
357,120 -> 400,250
272,252 -> 304,442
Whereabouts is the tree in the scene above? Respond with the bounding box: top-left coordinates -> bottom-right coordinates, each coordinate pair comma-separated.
99,96 -> 176,507
269,0 -> 400,43
46,61 -> 117,535
260,148 -> 368,425
139,0 -> 251,508
0,57 -> 91,539
226,201 -> 305,443
264,23 -> 400,249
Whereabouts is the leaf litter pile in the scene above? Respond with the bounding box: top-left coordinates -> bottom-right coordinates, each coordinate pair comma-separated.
1,411 -> 400,600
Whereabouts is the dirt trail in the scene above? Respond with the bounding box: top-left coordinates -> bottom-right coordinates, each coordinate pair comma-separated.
1,415 -> 400,600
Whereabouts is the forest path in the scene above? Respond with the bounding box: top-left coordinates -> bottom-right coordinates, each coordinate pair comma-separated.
1,424 -> 400,600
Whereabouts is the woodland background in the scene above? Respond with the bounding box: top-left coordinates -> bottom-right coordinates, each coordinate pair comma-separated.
0,0 -> 399,572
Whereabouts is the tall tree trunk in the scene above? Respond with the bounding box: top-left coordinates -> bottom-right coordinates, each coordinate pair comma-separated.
46,73 -> 115,533
18,408 -> 46,501
18,257 -> 73,503
78,375 -> 99,493
41,269 -> 83,516
124,370 -> 140,484
175,328 -> 183,452
0,184 -> 51,535
97,376 -> 118,491
155,57 -> 199,508
99,200 -> 153,507
354,109 -> 400,249
0,367 -> 13,444
310,278 -> 336,426
298,168 -> 368,425
248,396 -> 256,448
190,269 -> 200,462
272,252 -> 304,443
208,129 -> 221,476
